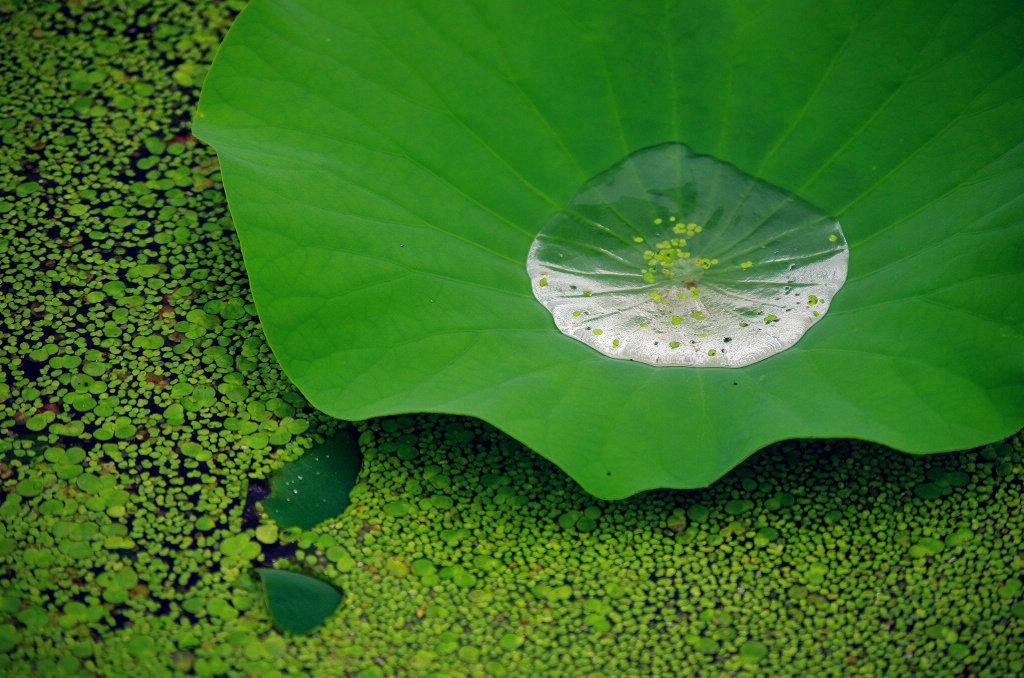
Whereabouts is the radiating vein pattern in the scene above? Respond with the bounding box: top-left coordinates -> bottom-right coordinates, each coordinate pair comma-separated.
527,143 -> 848,367
195,0 -> 1023,495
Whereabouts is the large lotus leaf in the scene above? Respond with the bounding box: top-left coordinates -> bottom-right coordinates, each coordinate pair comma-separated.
194,0 -> 1024,498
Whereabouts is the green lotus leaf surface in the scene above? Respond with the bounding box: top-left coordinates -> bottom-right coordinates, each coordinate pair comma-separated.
195,0 -> 1024,498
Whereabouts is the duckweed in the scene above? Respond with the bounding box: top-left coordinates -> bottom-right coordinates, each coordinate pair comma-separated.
0,1 -> 1022,677
739,640 -> 769,660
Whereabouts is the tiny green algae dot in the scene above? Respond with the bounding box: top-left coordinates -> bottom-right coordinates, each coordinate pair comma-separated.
754,527 -> 780,546
592,328 -> 602,335
909,538 -> 945,558
724,499 -> 754,515
526,143 -> 847,367
686,505 -> 710,522
557,511 -> 581,529
499,633 -> 525,651
255,524 -> 279,544
739,640 -> 769,660
382,501 -> 411,517
945,528 -> 974,548
694,637 -> 719,654
15,477 -> 45,497
410,558 -> 436,578
996,579 -> 1022,598
946,471 -> 971,487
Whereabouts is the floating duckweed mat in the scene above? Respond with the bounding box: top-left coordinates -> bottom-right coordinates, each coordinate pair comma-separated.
527,143 -> 848,366
0,1 -> 1023,677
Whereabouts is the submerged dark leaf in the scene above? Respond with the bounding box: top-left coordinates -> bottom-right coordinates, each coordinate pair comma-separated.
263,428 -> 362,529
255,568 -> 342,635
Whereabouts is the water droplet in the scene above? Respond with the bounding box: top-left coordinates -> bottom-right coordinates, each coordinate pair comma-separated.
526,143 -> 847,367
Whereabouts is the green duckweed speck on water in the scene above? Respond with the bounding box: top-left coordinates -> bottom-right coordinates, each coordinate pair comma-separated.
0,1 -> 1022,677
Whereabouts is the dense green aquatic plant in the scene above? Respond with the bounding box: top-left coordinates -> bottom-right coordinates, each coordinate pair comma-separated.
195,0 -> 1024,498
3,1 -> 1023,673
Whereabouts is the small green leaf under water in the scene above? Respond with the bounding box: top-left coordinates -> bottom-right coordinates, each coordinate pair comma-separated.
262,428 -> 362,529
255,568 -> 342,635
